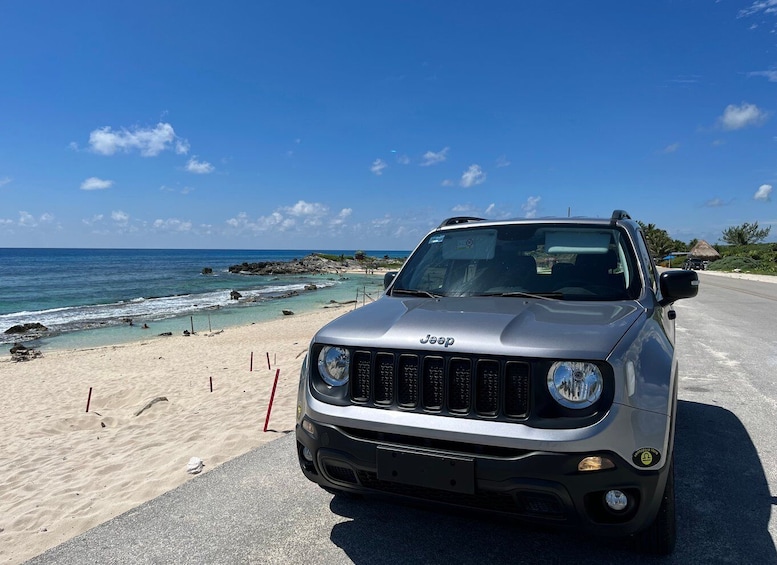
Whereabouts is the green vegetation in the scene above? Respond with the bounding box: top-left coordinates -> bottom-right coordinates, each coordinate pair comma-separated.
313,252 -> 406,269
637,222 -> 689,258
708,243 -> 777,275
636,220 -> 776,275
720,221 -> 771,246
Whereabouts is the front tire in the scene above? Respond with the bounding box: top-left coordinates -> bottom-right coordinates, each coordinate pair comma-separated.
633,459 -> 676,555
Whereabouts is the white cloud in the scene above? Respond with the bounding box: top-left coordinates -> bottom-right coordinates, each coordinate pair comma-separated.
186,157 -> 214,174
285,200 -> 327,218
111,210 -> 129,223
522,196 -> 541,218
371,159 -> 388,175
371,216 -> 392,229
11,211 -> 54,228
226,200 -> 349,234
495,155 -> 511,168
754,184 -> 773,201
420,147 -> 449,166
396,154 -> 410,165
485,203 -> 496,215
662,142 -> 680,154
18,211 -> 36,227
704,198 -> 727,208
80,177 -> 113,190
331,208 -> 352,227
749,70 -> 777,82
175,139 -> 191,155
82,214 -> 105,226
441,179 -> 454,187
0,177 -> 11,187
718,102 -> 769,130
739,1 -> 777,18
460,164 -> 486,188
153,218 -> 193,232
88,122 -> 190,157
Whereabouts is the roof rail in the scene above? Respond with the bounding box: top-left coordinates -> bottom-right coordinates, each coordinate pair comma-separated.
437,216 -> 486,228
610,209 -> 631,222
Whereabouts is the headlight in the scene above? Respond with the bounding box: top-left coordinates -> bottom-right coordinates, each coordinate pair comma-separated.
547,361 -> 603,409
317,346 -> 350,387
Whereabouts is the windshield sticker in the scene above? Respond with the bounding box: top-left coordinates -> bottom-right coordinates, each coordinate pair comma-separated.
429,235 -> 445,244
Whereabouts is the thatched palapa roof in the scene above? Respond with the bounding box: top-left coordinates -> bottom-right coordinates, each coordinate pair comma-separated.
689,240 -> 720,260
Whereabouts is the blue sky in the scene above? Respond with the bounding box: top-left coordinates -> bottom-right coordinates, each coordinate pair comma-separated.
2,1 -> 777,250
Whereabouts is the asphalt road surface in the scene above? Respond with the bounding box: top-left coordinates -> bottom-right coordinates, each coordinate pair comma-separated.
27,272 -> 777,564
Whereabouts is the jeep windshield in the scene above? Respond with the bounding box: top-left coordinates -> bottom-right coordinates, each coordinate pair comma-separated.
389,223 -> 641,301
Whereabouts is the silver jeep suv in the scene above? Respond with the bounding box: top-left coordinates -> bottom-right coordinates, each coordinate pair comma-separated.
295,210 -> 698,554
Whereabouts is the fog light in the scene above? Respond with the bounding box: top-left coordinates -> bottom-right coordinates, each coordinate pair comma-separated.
605,490 -> 629,511
302,446 -> 314,462
578,456 -> 615,472
302,419 -> 316,438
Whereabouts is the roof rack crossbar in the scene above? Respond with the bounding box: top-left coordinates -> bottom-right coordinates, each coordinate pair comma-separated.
437,216 -> 486,228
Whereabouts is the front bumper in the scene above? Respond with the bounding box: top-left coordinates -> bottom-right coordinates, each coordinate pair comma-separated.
296,418 -> 670,537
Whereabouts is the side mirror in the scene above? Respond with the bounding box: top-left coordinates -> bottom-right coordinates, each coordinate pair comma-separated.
383,271 -> 397,290
659,270 -> 699,305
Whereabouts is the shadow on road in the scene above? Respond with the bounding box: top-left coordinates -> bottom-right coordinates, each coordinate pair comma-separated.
328,400 -> 775,564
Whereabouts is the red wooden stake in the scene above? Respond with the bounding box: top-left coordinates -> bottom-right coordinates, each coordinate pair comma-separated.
266,352 -> 271,370
263,369 -> 280,432
86,387 -> 93,413
250,351 -> 253,372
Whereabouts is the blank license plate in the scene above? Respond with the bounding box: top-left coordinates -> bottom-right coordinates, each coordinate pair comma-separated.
376,446 -> 475,494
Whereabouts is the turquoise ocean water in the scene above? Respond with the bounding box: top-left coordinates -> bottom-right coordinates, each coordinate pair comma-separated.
0,248 -> 407,350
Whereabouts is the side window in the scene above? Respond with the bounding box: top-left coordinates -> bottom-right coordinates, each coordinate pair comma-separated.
637,231 -> 657,291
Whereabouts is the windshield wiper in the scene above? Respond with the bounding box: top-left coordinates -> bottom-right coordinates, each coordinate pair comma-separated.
390,288 -> 443,299
481,291 -> 564,300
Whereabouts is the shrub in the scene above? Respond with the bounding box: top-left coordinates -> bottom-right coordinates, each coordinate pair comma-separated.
707,256 -> 763,272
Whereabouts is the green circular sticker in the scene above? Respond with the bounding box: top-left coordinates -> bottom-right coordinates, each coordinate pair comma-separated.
632,447 -> 661,468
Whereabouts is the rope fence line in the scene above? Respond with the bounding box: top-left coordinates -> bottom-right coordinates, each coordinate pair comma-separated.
355,286 -> 380,308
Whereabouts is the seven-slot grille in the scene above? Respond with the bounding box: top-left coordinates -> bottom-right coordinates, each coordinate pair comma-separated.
350,350 -> 530,419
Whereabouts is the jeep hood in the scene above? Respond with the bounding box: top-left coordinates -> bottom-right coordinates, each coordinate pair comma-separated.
315,296 -> 644,359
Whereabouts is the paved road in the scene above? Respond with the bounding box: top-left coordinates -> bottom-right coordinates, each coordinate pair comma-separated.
27,273 -> 777,564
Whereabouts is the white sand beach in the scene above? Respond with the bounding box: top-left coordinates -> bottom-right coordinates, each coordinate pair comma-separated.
0,303 -> 353,565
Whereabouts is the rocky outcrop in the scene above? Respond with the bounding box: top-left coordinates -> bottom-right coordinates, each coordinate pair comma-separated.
229,254 -> 346,275
228,253 -> 406,276
4,322 -> 48,335
10,343 -> 42,361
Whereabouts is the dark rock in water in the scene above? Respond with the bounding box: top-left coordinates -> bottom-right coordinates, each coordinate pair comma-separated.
158,332 -> 173,336
282,310 -> 294,316
183,330 -> 191,336
202,267 -> 213,275
304,284 -> 318,291
4,322 -> 48,335
230,290 -> 242,300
